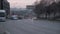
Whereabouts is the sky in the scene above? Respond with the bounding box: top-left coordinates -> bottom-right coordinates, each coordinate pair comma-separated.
8,0 -> 36,8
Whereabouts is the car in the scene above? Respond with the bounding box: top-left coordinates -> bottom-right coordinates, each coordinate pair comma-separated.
10,15 -> 18,20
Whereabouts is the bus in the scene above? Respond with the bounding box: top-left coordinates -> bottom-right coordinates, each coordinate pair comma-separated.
0,10 -> 6,22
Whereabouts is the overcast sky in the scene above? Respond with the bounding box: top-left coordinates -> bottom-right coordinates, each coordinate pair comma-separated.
8,0 -> 36,8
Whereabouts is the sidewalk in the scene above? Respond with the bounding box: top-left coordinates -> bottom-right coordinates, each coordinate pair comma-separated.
0,22 -> 5,34
0,22 -> 10,34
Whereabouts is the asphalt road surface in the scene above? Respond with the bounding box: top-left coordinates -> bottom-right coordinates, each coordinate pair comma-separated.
3,19 -> 60,34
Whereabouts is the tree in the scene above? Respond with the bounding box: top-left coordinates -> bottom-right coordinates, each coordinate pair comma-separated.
57,2 -> 60,13
34,0 -> 60,19
34,1 -> 47,19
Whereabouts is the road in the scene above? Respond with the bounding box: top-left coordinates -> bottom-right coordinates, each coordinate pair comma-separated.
3,19 -> 60,34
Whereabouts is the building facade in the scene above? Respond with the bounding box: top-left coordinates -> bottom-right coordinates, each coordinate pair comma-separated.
0,0 -> 10,18
26,5 -> 36,18
26,5 -> 35,10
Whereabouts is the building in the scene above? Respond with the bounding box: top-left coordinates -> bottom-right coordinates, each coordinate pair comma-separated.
0,0 -> 10,18
26,5 -> 35,10
26,5 -> 36,18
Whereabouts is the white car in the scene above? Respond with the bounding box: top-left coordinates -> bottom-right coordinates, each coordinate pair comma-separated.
11,15 -> 18,20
